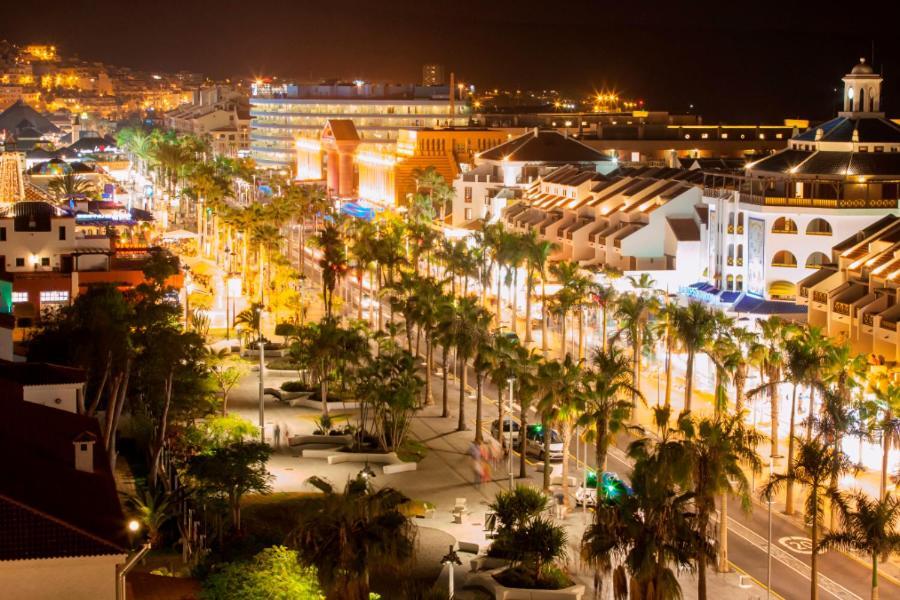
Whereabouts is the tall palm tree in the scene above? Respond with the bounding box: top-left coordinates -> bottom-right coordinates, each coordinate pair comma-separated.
653,300 -> 678,409
48,172 -> 95,200
446,297 -> 492,432
756,316 -> 797,459
514,347 -> 542,479
589,282 -> 617,353
764,436 -> 855,600
579,344 -> 642,473
872,374 -> 900,500
522,231 -> 556,347
500,231 -> 527,336
670,301 -> 717,413
674,412 -> 762,599
435,297 -> 457,419
487,333 -> 522,452
819,491 -> 900,600
314,218 -> 349,319
549,260 -> 588,359
536,354 -> 584,491
290,475 -> 416,600
613,292 -> 657,407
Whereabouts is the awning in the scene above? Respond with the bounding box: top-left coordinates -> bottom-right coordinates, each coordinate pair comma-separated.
340,201 -> 376,221
733,295 -> 807,315
768,280 -> 797,298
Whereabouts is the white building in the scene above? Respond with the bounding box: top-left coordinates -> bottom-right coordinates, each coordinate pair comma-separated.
451,128 -> 617,226
702,58 -> 900,311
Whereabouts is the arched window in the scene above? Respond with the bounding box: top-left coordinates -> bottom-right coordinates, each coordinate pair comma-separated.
726,274 -> 735,291
727,243 -> 735,266
806,252 -> 830,269
772,250 -> 798,268
859,88 -> 866,112
806,218 -> 832,236
727,212 -> 735,233
735,275 -> 744,291
736,212 -> 745,233
772,217 -> 798,234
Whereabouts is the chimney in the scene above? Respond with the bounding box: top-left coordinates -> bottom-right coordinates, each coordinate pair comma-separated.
73,432 -> 96,473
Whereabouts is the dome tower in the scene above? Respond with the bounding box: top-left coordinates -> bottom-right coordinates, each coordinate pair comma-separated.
841,58 -> 883,115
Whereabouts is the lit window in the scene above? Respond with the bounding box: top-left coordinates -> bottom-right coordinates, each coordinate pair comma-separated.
721,133 -> 728,139
11,292 -> 27,303
39,290 -> 69,303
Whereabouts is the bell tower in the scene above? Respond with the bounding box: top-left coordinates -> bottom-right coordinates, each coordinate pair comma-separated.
841,58 -> 883,116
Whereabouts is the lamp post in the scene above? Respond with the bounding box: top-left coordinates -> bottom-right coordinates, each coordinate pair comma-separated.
257,306 -> 266,444
226,275 -> 241,340
507,377 -> 515,489
440,544 -> 462,599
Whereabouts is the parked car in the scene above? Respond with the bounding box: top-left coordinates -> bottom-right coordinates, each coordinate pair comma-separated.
575,471 -> 632,507
490,417 -> 520,446
522,424 -> 564,461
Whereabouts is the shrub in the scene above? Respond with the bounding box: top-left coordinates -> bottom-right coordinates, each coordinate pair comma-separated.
281,380 -> 314,392
274,323 -> 299,337
202,546 -> 323,599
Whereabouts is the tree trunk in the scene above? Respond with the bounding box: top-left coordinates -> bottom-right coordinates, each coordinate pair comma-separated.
632,328 -> 641,408
601,306 -> 608,352
810,511 -> 819,600
424,336 -> 434,406
872,554 -> 879,600
519,403 -> 528,479
511,269 -> 519,336
525,276 -> 534,344
698,510 -> 709,600
441,346 -> 450,418
560,311 -> 567,359
881,408 -> 892,500
685,351 -> 695,412
561,420 -> 572,508
475,373 -> 484,443
103,374 -> 122,451
718,493 -> 729,572
357,272 -> 364,321
457,353 -> 468,431
577,308 -> 585,360
769,368 -> 780,460
320,359 -> 330,418
496,265 -> 503,326
664,336 -> 673,409
106,362 -> 130,472
86,357 -> 111,417
595,418 -> 608,473
806,385 -> 816,440
542,415 -> 552,491
149,370 -> 174,489
786,384 -> 798,515
541,278 -> 548,356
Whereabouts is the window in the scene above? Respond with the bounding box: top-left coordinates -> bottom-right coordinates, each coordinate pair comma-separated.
11,292 -> 26,303
806,252 -> 830,269
464,186 -> 472,202
58,226 -> 66,241
41,257 -> 49,267
860,146 -> 868,152
15,258 -> 24,267
39,290 -> 69,303
0,227 -> 5,241
771,250 -> 798,268
806,218 -> 832,236
464,208 -> 473,220
772,216 -> 798,234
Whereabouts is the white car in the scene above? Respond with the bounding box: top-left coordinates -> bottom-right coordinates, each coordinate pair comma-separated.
575,471 -> 632,507
490,418 -> 520,447
522,424 -> 564,461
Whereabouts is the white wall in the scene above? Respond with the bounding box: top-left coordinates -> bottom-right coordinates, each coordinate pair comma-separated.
0,554 -> 124,600
0,217 -> 76,272
23,383 -> 82,413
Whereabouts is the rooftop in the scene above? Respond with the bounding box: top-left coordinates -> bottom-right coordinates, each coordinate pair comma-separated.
479,129 -> 613,163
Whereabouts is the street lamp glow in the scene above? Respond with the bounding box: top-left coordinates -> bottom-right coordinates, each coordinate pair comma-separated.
127,519 -> 140,533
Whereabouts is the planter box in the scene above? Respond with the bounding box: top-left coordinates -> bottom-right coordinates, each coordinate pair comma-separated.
467,568 -> 585,600
470,556 -> 509,572
290,434 -> 353,447
293,398 -> 361,410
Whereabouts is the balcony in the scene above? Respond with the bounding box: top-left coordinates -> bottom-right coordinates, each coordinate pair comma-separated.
800,287 -> 809,298
881,319 -> 897,332
727,257 -> 734,266
737,226 -> 744,234
741,193 -> 898,210
863,313 -> 874,327
727,225 -> 734,234
812,291 -> 828,304
833,302 -> 851,316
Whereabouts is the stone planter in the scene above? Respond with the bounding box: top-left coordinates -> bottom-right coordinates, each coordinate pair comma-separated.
467,567 -> 585,600
470,556 -> 509,572
290,434 -> 353,447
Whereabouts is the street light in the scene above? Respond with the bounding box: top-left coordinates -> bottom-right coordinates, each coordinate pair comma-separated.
440,544 -> 462,599
226,275 -> 241,340
257,305 -> 266,444
507,377 -> 516,489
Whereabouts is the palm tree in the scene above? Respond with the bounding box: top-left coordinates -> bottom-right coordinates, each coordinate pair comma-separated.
446,297 -> 492,432
674,412 -> 763,599
290,475 -> 416,600
756,316 -> 797,459
435,297 -> 457,419
500,231 -> 527,336
579,344 -> 642,473
589,282 -> 617,353
514,347 -> 542,479
670,301 -> 717,413
522,231 -> 556,347
536,354 -> 584,491
819,491 -> 900,600
487,332 -> 522,451
314,218 -> 348,319
233,302 -> 263,345
123,488 -> 175,547
764,436 -> 855,600
48,172 -> 95,200
872,374 -> 900,500
549,260 -> 587,359
653,300 -> 678,409
613,292 -> 656,407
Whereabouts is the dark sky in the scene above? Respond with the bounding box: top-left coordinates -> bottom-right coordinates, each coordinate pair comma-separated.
3,0 -> 900,122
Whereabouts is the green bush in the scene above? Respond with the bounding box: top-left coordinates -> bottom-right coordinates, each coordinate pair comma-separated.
493,565 -> 573,590
267,357 -> 302,370
274,323 -> 299,337
202,546 -> 323,599
281,380 -> 314,392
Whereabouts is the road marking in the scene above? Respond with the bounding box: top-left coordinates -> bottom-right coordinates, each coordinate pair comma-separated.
727,518 -> 861,600
779,536 -> 814,555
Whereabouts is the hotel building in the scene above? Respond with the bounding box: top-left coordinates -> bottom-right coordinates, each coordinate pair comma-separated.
250,82 -> 471,170
701,58 -> 900,308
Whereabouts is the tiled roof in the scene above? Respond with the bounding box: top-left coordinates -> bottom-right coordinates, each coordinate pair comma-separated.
794,116 -> 900,143
323,119 -> 359,142
479,130 -> 612,163
747,149 -> 813,173
0,494 -> 125,561
667,217 -> 701,241
0,398 -> 128,559
733,296 -> 808,314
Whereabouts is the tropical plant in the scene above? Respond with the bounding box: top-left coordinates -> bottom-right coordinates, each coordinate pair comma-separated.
201,546 -> 325,600
536,354 -> 584,493
289,475 -> 415,600
123,488 -> 176,547
522,231 -> 556,346
48,172 -> 95,200
670,301 -> 717,413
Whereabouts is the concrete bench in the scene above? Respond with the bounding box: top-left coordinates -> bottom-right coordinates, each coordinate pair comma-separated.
326,451 -> 400,465
291,434 -> 353,447
467,568 -> 586,599
382,462 -> 417,474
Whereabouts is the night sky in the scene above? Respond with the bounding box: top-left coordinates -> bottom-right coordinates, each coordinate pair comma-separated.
3,0 -> 900,122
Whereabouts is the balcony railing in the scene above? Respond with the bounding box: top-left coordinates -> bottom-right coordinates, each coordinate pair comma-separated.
741,193 -> 898,210
727,257 -> 734,266
863,313 -> 874,327
727,225 -> 734,234
737,226 -> 744,234
813,291 -> 828,304
833,302 -> 851,316
881,320 -> 897,332
800,287 -> 809,298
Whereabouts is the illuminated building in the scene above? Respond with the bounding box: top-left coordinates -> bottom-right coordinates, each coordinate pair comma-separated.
422,64 -> 445,86
703,58 -> 900,311
250,82 -> 470,169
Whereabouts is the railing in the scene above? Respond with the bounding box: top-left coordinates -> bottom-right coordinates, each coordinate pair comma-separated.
833,302 -> 851,316
863,313 -> 874,327
800,287 -> 809,298
727,257 -> 734,266
737,226 -> 744,234
741,193 -> 898,209
813,291 -> 828,304
727,225 -> 734,234
881,320 -> 897,332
